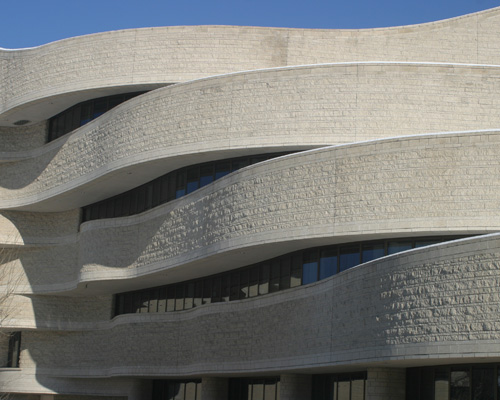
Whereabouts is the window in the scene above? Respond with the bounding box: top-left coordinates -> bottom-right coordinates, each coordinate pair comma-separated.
7,332 -> 21,368
113,236 -> 468,317
152,379 -> 201,400
229,377 -> 280,400
48,92 -> 146,142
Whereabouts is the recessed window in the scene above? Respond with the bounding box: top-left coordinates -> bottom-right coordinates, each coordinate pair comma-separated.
7,332 -> 21,368
48,92 -> 146,142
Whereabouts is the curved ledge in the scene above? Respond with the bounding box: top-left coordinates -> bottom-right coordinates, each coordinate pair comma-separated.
4,63 -> 500,211
5,130 -> 500,295
2,7 -> 500,125
13,233 -> 500,377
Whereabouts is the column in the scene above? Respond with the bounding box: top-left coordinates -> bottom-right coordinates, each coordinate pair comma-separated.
201,377 -> 228,400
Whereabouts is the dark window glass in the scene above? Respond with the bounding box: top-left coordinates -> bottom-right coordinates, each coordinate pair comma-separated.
472,367 -> 494,400
270,260 -> 280,293
415,240 -> 441,248
203,279 -> 212,304
239,270 -> 249,299
320,248 -> 337,279
200,165 -> 215,187
186,168 -> 200,194
175,285 -> 185,311
193,281 -> 203,307
7,332 -> 21,368
175,171 -> 186,198
215,162 -> 231,179
249,266 -> 259,297
361,243 -> 385,263
339,245 -> 359,272
259,262 -> 270,295
157,288 -> 166,313
303,250 -> 319,284
230,272 -> 241,301
221,275 -> 230,302
450,369 -> 470,400
166,287 -> 176,312
48,92 -> 145,142
291,254 -> 302,287
280,257 -> 291,290
212,277 -> 222,303
185,283 -> 194,309
387,241 -> 412,255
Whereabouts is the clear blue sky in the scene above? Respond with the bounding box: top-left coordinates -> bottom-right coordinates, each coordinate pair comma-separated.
1,0 -> 499,49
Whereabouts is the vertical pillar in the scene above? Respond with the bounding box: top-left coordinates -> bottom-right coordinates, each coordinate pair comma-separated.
280,374 -> 312,400
202,377 -> 228,400
365,368 -> 405,400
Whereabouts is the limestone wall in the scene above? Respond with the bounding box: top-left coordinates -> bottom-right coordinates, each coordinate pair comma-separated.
2,64 -> 500,211
2,7 -> 500,123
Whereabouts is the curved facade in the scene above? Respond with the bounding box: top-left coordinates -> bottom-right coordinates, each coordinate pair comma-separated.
2,7 -> 500,400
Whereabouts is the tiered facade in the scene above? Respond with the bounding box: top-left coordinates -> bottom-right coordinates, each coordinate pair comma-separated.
2,7 -> 500,400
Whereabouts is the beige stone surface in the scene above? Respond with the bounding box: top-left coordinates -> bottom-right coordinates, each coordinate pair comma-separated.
2,7 -> 500,124
3,64 -> 500,211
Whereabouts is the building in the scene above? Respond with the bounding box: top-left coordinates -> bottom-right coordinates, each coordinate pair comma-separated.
2,6 -> 500,400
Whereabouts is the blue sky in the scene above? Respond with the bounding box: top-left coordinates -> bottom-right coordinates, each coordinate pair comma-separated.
1,0 -> 499,49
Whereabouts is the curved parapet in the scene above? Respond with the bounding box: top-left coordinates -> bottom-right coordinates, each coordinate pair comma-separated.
3,63 -> 500,212
6,234 -> 500,379
1,130 -> 499,294
2,7 -> 500,126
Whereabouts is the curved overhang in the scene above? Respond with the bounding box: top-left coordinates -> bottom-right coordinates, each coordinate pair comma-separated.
2,6 -> 500,125
3,63 -> 500,212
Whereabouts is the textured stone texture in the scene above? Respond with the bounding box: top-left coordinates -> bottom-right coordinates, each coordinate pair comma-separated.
2,7 -> 500,121
8,235 -> 500,378
3,64 -> 500,210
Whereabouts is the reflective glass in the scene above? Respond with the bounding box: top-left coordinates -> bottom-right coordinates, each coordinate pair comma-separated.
320,249 -> 337,279
339,246 -> 359,272
472,368 -> 494,400
362,243 -> 385,263
387,241 -> 412,255
451,370 -> 470,400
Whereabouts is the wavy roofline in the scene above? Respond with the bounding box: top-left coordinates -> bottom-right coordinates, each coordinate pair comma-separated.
1,6 -> 500,51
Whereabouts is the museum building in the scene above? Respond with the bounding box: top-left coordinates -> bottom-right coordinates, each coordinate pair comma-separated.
2,6 -> 500,400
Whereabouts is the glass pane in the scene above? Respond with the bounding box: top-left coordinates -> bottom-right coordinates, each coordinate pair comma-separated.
415,239 -> 441,248
93,98 -> 107,119
166,287 -> 175,312
157,288 -> 166,312
230,272 -> 241,300
472,368 -> 494,400
338,381 -> 350,400
362,243 -> 385,263
185,283 -> 194,309
186,168 -> 200,194
249,267 -> 259,297
435,370 -> 449,400
320,249 -> 337,279
270,260 -> 280,292
451,370 -> 470,400
194,281 -> 203,307
351,379 -> 364,400
239,270 -> 249,299
280,257 -> 291,290
215,162 -> 231,179
175,171 -> 186,198
175,285 -> 185,311
203,279 -> 212,304
231,159 -> 250,172
212,277 -> 222,302
387,241 -> 412,255
339,246 -> 359,272
259,263 -> 270,295
200,165 -> 214,187
221,275 -> 230,302
291,254 -> 302,287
